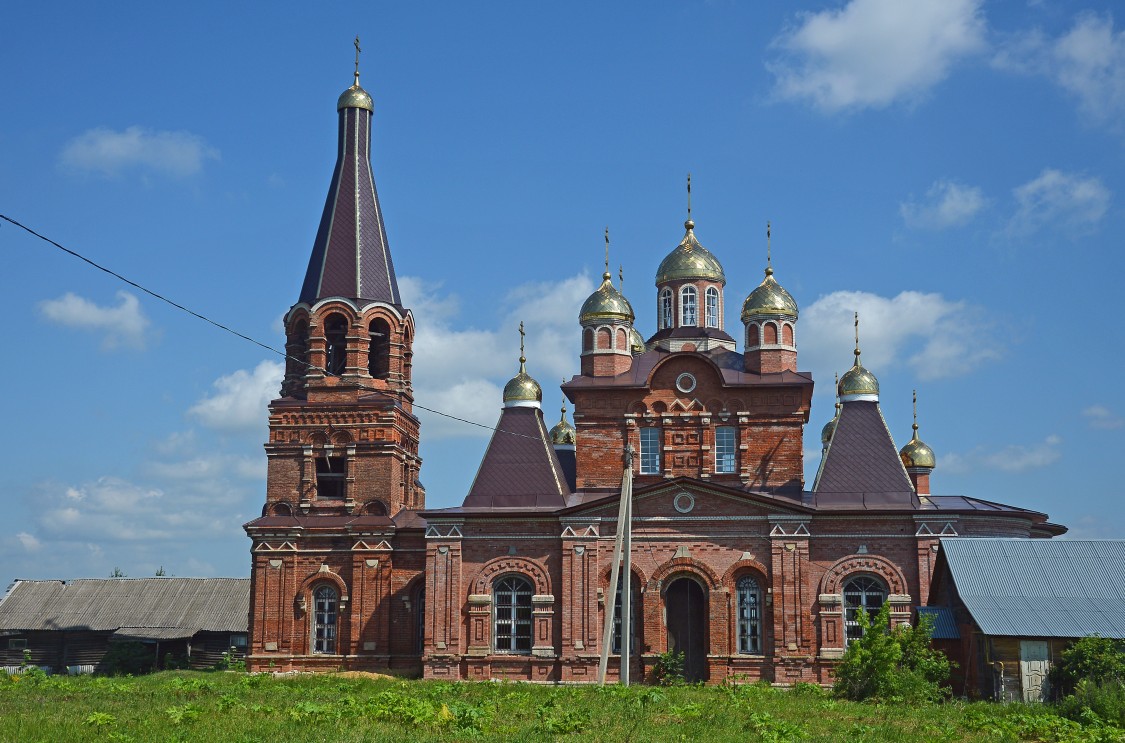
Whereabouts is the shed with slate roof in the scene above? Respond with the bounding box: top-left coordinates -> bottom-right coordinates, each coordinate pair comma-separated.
928,538 -> 1125,701
0,577 -> 249,674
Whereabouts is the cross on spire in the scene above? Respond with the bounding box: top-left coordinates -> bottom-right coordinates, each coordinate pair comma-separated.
518,321 -> 527,371
912,389 -> 919,436
853,312 -> 862,365
353,35 -> 362,86
766,221 -> 773,276
687,173 -> 692,221
604,227 -> 610,277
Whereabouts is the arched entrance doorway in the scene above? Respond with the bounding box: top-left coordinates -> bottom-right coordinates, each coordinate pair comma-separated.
665,576 -> 708,682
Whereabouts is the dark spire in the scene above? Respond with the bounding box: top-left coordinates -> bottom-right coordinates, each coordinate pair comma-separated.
299,47 -> 400,306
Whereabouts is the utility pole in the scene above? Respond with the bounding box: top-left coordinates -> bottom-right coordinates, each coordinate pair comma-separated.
597,444 -> 634,685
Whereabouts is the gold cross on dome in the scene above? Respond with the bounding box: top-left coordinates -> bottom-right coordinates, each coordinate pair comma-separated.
353,36 -> 362,83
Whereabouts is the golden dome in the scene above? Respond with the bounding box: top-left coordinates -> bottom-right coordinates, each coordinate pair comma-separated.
820,415 -> 838,446
839,363 -> 879,399
549,407 -> 577,446
503,367 -> 542,406
742,270 -> 798,321
900,434 -> 936,470
629,326 -> 646,354
655,221 -> 726,285
338,84 -> 374,112
580,272 -> 635,324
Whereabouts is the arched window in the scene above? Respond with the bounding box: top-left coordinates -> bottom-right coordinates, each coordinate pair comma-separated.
747,324 -> 759,348
680,286 -> 698,326
583,328 -> 594,352
659,289 -> 673,330
611,574 -> 639,654
705,287 -> 720,327
369,318 -> 390,378
843,576 -> 887,644
312,585 -> 338,654
736,575 -> 762,654
763,322 -> 778,345
782,322 -> 794,346
290,319 -> 309,374
324,314 -> 348,376
493,575 -> 533,654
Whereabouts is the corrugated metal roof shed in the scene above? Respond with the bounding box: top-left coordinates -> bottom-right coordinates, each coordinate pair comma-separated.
0,578 -> 249,633
916,606 -> 959,639
941,538 -> 1125,639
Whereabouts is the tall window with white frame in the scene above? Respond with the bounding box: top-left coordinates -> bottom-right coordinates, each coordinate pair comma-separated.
705,287 -> 719,327
659,289 -> 673,330
312,585 -> 338,654
715,426 -> 736,474
736,575 -> 762,654
843,575 -> 887,644
493,576 -> 533,654
680,286 -> 698,326
639,427 -> 661,475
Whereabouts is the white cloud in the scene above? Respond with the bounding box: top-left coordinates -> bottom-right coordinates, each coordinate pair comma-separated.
15,532 -> 41,552
1007,168 -> 1110,236
769,0 -> 986,112
900,180 -> 987,229
800,290 -> 1002,388
994,13 -> 1125,126
1083,405 -> 1124,430
188,360 -> 283,432
60,126 -> 219,177
39,290 -> 151,350
401,273 -> 593,438
943,435 -> 1062,474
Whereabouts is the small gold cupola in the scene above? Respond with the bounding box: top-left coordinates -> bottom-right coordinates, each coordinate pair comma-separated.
549,397 -> 577,448
579,243 -> 635,325
821,373 -> 841,448
743,222 -> 799,373
655,178 -> 726,286
900,390 -> 936,470
838,313 -> 880,402
502,322 -> 543,408
742,223 -> 798,321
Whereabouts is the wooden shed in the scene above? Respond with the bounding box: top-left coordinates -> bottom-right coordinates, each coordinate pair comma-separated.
0,578 -> 249,674
928,538 -> 1125,701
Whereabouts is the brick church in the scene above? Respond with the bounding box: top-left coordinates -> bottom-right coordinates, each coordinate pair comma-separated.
244,66 -> 1065,683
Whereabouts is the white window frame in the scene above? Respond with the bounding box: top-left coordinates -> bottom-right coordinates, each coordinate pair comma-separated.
715,426 -> 736,473
680,286 -> 698,326
705,287 -> 719,327
659,289 -> 673,330
639,428 -> 661,475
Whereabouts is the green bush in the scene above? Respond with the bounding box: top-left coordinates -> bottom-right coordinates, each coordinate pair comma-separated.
651,649 -> 685,686
832,601 -> 951,703
1050,636 -> 1125,698
101,641 -> 155,676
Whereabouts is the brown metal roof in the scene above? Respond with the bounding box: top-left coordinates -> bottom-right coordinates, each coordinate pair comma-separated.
563,348 -> 813,392
299,104 -> 400,306
244,514 -> 395,530
813,400 -> 917,506
461,406 -> 571,510
0,578 -> 249,633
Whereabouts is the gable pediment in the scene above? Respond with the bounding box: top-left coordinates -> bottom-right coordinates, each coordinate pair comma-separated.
568,479 -> 809,522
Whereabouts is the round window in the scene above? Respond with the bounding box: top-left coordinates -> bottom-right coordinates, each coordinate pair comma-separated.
673,492 -> 695,513
675,373 -> 697,394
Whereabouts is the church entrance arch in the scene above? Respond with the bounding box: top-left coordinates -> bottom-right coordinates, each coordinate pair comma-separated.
664,576 -> 709,682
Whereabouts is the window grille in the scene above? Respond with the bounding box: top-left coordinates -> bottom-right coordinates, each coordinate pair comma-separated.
659,289 -> 673,330
493,576 -> 533,654
312,585 -> 338,654
611,578 -> 638,654
843,576 -> 887,644
737,576 -> 762,654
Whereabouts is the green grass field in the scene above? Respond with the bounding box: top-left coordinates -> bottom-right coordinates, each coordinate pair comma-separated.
0,669 -> 1119,742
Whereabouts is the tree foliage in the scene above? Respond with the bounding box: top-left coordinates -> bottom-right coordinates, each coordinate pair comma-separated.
832,601 -> 951,703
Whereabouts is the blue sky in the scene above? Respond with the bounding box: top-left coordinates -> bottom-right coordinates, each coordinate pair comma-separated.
2,0 -> 1123,584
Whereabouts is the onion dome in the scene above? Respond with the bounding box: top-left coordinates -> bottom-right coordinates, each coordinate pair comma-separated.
656,220 -> 726,285
580,271 -> 635,323
900,391 -> 936,470
838,313 -> 879,401
742,269 -> 798,321
502,323 -> 542,408
629,326 -> 646,354
549,403 -> 577,447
